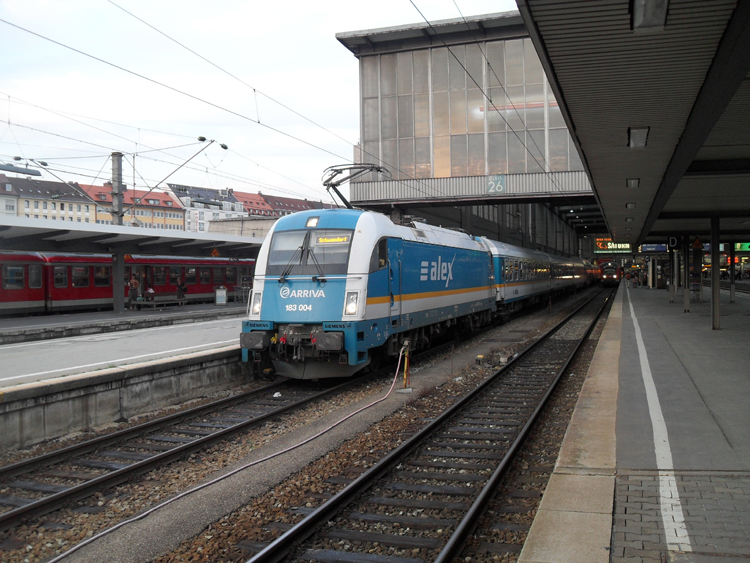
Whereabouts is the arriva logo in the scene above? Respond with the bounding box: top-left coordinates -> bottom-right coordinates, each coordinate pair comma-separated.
420,255 -> 455,288
279,287 -> 326,299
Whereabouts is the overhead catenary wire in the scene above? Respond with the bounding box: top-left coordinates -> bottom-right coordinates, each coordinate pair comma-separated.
100,2 -> 455,203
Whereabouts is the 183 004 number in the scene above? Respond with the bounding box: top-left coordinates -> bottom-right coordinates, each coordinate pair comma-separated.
285,304 -> 313,311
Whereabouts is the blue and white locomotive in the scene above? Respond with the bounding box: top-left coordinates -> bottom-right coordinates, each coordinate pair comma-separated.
240,208 -> 588,379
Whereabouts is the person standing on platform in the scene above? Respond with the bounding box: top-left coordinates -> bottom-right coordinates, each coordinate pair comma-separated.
626,272 -> 631,288
128,275 -> 139,310
177,278 -> 188,306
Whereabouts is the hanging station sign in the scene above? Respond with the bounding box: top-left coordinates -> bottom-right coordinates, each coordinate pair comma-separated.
594,238 -> 631,254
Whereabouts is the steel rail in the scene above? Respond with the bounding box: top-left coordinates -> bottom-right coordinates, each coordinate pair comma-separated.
0,376 -> 364,530
435,288 -> 613,562
246,288 -> 611,563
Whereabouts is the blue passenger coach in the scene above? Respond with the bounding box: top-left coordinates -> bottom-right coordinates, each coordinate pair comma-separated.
240,209 -> 495,379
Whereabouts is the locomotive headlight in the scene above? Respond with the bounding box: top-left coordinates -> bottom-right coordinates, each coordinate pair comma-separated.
344,291 -> 359,316
250,292 -> 263,316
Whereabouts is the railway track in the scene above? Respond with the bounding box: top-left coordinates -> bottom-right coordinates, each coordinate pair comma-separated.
0,320 -> 487,534
242,288 -> 614,563
0,377 -> 371,531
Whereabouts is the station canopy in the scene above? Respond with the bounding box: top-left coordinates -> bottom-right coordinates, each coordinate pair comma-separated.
517,0 -> 750,246
0,215 -> 262,259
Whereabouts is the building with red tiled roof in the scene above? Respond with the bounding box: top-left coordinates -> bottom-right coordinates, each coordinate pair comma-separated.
80,183 -> 185,231
231,191 -> 276,217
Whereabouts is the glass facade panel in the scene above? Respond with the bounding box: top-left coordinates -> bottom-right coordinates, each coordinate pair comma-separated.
382,139 -> 397,174
505,39 -> 524,85
432,47 -> 449,92
508,131 -> 526,174
548,89 -> 565,128
506,85 -> 525,130
486,41 -> 505,87
465,44 -> 483,89
524,38 -> 544,84
358,35 -> 584,184
397,52 -> 412,95
488,132 -> 507,174
414,94 -> 430,137
487,88 -> 506,132
468,134 -> 485,176
525,82 -> 545,130
382,96 -> 397,140
450,90 -> 466,134
467,89 -> 484,134
398,95 -> 414,138
569,132 -> 584,170
362,56 -> 379,98
451,135 -> 468,177
363,98 -> 379,142
433,91 -> 449,136
449,45 -> 465,91
415,137 -> 431,178
527,130 -> 545,173
413,50 -> 429,93
549,128 -> 569,171
380,54 -> 397,97
399,138 -> 415,179
434,136 -> 450,177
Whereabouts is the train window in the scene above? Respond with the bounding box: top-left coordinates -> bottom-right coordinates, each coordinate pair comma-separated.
153,267 -> 167,285
199,268 -> 210,284
29,265 -> 43,289
369,239 -> 388,273
54,266 -> 68,288
186,267 -> 197,284
214,267 -> 226,284
225,267 -> 237,284
2,265 -> 24,289
514,260 -> 519,281
169,267 -> 181,285
94,266 -> 111,287
71,267 -> 90,288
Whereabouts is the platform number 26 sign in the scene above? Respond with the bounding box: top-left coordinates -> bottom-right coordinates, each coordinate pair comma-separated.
487,175 -> 506,194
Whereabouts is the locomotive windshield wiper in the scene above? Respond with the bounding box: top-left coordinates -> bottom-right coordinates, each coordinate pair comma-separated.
307,247 -> 326,282
279,245 -> 303,283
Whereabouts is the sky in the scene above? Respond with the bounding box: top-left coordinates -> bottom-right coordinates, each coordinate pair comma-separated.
0,0 -> 519,204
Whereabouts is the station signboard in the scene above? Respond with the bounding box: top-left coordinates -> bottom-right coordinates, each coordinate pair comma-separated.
639,244 -> 667,252
735,243 -> 750,251
594,238 -> 631,254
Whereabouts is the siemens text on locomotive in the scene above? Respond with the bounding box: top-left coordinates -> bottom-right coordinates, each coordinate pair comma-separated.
240,209 -> 595,380
0,251 -> 255,315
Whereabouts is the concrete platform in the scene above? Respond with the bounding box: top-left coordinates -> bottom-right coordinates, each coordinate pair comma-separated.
520,283 -> 750,563
0,301 -> 247,344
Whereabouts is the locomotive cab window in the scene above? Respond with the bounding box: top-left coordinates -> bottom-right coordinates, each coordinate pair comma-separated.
2,265 -> 24,289
369,238 -> 388,273
267,229 -> 353,275
29,265 -> 42,289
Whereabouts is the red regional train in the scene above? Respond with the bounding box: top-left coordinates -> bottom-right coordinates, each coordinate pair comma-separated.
0,251 -> 255,315
599,261 -> 621,287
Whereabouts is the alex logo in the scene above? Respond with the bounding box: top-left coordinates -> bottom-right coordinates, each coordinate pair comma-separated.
279,287 -> 326,298
420,255 -> 455,288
